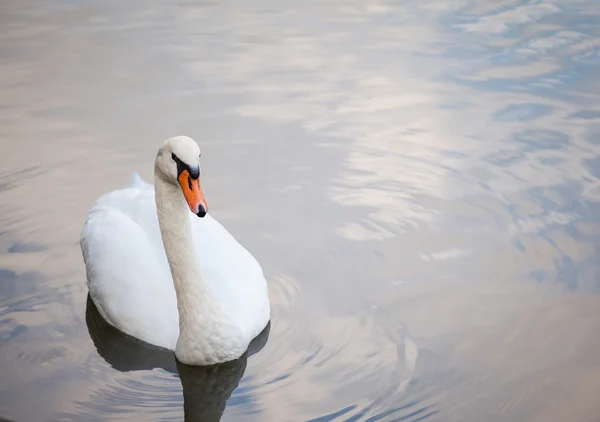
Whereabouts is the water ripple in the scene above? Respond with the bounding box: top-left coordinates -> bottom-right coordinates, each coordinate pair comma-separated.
1,0 -> 600,420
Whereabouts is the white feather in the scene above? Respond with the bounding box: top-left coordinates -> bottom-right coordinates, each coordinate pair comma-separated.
81,137 -> 270,365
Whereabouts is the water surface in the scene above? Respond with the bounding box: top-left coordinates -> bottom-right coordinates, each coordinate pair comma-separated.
1,1 -> 600,421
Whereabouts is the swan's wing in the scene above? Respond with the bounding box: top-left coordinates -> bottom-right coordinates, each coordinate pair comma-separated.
189,213 -> 270,338
81,186 -> 179,350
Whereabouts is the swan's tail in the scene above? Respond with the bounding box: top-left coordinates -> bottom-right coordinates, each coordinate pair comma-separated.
128,172 -> 151,189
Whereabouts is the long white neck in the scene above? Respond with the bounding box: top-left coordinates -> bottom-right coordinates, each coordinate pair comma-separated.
154,171 -> 238,365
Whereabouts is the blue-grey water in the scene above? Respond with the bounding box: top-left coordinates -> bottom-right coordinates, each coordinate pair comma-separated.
1,1 -> 600,421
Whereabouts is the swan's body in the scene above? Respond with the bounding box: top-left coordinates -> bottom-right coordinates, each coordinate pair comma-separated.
80,136 -> 270,365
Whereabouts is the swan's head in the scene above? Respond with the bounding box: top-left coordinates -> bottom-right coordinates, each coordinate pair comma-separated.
155,136 -> 208,218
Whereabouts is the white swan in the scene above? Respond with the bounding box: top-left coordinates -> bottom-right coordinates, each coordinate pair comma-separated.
80,136 -> 271,365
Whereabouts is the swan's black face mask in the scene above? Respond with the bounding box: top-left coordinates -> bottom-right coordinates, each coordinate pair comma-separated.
172,153 -> 207,218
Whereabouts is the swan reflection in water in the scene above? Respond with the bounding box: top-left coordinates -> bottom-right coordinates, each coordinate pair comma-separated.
85,295 -> 270,421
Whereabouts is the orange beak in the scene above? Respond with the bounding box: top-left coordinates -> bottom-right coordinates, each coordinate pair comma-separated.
177,169 -> 208,217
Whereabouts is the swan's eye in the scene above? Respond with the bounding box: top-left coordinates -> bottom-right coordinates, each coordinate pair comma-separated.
171,153 -> 176,161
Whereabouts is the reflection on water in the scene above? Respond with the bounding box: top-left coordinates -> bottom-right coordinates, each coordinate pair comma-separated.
1,0 -> 600,421
86,295 -> 269,421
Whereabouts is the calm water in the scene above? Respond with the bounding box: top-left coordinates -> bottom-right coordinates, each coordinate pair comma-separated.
1,1 -> 600,421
